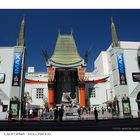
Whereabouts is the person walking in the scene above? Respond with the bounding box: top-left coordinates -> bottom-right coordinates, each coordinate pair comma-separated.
38,108 -> 43,120
88,106 -> 91,114
77,107 -> 81,118
49,108 -> 54,119
8,109 -> 13,121
94,107 -> 98,122
101,107 -> 104,115
29,108 -> 33,119
59,106 -> 64,122
54,107 -> 59,121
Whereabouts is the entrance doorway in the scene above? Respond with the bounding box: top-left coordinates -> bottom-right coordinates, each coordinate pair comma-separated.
54,68 -> 78,104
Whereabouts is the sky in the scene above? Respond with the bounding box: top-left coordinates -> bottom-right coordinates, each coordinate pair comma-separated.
1,9 -> 140,72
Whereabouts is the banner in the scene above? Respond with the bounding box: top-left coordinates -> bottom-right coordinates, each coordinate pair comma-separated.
78,68 -> 85,81
48,67 -> 55,81
12,52 -> 22,86
117,53 -> 127,85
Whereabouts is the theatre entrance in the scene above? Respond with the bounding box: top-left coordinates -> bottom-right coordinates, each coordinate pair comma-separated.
54,68 -> 79,105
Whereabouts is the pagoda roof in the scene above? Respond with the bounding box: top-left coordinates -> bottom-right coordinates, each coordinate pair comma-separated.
50,34 -> 83,65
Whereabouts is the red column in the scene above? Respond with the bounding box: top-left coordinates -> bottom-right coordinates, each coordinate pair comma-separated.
48,87 -> 54,109
79,87 -> 85,108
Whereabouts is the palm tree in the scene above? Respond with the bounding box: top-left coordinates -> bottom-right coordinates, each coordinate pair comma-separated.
42,95 -> 48,109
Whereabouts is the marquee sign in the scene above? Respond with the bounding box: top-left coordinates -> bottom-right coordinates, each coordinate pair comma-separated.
12,52 -> 22,86
117,53 -> 127,85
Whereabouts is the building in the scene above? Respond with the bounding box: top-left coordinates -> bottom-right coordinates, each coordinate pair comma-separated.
0,18 -> 26,119
91,18 -> 140,118
25,67 -> 48,109
89,52 -> 111,110
44,32 -> 87,108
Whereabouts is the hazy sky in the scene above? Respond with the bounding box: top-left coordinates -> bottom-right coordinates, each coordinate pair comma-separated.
0,9 -> 140,72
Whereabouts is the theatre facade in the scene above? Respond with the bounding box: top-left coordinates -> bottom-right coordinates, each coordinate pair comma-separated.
41,33 -> 87,108
1,17 -> 140,119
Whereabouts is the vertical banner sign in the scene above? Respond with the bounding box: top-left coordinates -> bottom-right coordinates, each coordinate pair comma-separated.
48,68 -> 55,81
12,52 -> 22,86
117,53 -> 127,85
78,68 -> 85,81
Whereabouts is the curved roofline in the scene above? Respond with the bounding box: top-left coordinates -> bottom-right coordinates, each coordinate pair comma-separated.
48,59 -> 86,68
50,59 -> 83,65
50,33 -> 83,65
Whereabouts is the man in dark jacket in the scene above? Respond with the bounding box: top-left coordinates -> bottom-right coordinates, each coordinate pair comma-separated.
94,107 -> 98,122
54,106 -> 59,121
59,106 -> 64,122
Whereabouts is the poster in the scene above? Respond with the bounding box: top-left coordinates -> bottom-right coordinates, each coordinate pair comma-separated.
123,102 -> 130,114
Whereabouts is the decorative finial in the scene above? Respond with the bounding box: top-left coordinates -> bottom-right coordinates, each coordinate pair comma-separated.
22,14 -> 25,23
16,38 -> 19,46
58,29 -> 61,35
70,28 -> 73,35
111,16 -> 113,23
18,16 -> 25,46
111,17 -> 119,47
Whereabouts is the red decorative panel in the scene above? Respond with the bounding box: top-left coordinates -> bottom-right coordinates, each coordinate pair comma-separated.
48,68 -> 55,81
78,68 -> 85,81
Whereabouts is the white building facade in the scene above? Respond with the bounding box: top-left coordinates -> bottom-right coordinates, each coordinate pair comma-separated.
0,18 -> 26,120
88,19 -> 140,118
90,52 -> 112,110
25,67 -> 48,109
91,41 -> 140,118
0,45 -> 26,119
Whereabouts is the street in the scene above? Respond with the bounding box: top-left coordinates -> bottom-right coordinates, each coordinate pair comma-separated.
0,118 -> 140,131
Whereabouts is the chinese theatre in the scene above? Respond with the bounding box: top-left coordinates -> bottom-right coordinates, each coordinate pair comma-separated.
45,33 -> 86,108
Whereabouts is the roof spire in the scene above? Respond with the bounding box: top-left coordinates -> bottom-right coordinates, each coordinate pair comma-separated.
16,38 -> 19,46
111,17 -> 119,47
111,16 -> 113,23
58,29 -> 61,35
70,28 -> 73,35
17,16 -> 25,46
